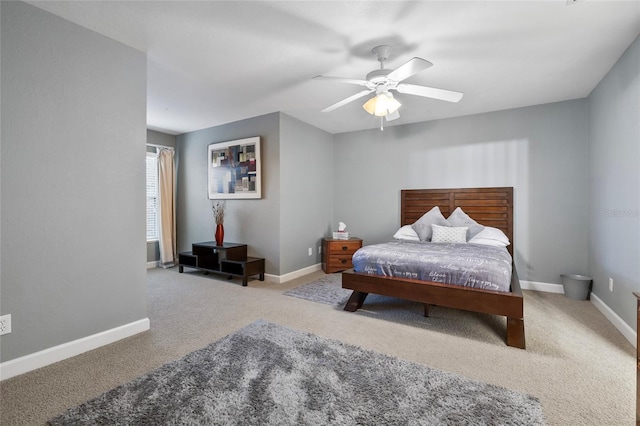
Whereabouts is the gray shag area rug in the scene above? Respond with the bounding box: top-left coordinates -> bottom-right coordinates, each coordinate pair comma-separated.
49,320 -> 545,425
283,273 -> 351,306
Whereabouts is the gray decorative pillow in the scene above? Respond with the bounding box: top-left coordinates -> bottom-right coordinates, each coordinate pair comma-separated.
411,206 -> 450,241
447,207 -> 485,240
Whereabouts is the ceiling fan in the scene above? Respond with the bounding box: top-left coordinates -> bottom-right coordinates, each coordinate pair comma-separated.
314,45 -> 463,124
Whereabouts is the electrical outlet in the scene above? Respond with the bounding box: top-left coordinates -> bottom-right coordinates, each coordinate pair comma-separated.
0,314 -> 12,336
609,278 -> 614,292
308,247 -> 312,256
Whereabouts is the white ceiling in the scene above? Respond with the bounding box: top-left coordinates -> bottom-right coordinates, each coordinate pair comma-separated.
29,1 -> 640,135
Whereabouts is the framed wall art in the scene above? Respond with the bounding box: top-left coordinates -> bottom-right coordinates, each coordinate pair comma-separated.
208,137 -> 261,199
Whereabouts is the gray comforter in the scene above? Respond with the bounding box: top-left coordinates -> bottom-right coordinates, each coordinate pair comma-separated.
352,240 -> 513,292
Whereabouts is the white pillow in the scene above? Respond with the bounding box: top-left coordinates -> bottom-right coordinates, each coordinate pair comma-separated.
468,238 -> 509,248
431,224 -> 468,244
447,207 -> 485,240
393,225 -> 420,241
470,226 -> 510,244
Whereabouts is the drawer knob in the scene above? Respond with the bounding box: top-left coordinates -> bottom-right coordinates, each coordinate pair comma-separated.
340,259 -> 347,264
341,246 -> 348,251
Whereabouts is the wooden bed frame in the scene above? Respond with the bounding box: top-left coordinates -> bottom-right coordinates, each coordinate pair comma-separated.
341,187 -> 525,349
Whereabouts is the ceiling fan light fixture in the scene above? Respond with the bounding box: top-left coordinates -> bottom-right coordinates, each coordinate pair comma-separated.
362,96 -> 377,115
363,92 -> 401,117
382,92 -> 402,115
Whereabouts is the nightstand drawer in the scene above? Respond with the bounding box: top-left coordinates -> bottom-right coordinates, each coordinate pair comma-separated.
327,255 -> 355,270
326,240 -> 362,255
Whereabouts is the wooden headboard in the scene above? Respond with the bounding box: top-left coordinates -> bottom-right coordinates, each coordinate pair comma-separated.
401,187 -> 514,255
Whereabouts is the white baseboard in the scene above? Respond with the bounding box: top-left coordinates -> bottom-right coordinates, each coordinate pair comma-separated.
0,318 -> 150,381
265,263 -> 322,284
147,261 -> 158,269
590,293 -> 637,348
520,280 -> 565,294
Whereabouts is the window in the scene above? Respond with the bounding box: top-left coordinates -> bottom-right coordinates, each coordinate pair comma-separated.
146,151 -> 159,241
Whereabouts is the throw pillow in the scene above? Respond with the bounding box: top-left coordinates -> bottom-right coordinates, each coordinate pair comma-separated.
393,225 -> 420,241
469,226 -> 510,244
468,238 -> 509,248
447,207 -> 485,240
431,224 -> 468,244
411,206 -> 450,241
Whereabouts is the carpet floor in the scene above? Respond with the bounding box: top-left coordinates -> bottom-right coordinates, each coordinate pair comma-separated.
0,268 -> 635,425
283,273 -> 350,305
49,320 -> 544,425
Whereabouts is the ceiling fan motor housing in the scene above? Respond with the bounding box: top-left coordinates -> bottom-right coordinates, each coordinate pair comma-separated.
366,68 -> 393,83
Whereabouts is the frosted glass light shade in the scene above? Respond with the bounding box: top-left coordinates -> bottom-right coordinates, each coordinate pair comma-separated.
362,92 -> 401,117
362,96 -> 378,115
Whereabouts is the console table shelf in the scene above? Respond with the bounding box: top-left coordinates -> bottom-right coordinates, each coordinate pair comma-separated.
178,241 -> 264,286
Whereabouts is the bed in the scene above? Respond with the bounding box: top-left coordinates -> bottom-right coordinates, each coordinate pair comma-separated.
341,187 -> 525,349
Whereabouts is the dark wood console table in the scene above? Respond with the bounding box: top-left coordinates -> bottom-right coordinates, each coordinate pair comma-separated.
178,241 -> 265,286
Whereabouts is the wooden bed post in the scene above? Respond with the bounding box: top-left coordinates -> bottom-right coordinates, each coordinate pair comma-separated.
506,318 -> 525,349
344,291 -> 368,312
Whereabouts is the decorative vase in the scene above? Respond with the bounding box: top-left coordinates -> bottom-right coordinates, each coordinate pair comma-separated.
215,223 -> 224,246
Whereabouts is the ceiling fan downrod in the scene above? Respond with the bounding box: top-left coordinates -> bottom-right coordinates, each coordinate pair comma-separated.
367,45 -> 393,83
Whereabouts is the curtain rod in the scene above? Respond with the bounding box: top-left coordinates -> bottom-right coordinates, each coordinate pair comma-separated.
146,143 -> 174,151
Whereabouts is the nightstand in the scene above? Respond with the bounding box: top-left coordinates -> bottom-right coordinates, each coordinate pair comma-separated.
322,237 -> 363,274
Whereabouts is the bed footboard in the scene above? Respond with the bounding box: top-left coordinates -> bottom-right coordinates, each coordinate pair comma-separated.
342,264 -> 525,349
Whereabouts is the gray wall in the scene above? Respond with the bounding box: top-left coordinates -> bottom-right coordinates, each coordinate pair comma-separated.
279,114 -> 333,273
176,113 -> 282,275
588,34 -> 640,330
176,113 -> 334,277
333,100 -> 590,285
148,130 -> 176,150
147,130 -> 176,263
0,1 -> 148,362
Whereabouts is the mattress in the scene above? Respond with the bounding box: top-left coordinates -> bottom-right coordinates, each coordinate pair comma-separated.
351,240 -> 513,292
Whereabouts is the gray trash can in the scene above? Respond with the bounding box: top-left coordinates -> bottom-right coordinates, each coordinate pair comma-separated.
561,274 -> 592,300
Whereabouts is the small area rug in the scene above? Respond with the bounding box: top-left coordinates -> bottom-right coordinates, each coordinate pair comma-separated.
283,273 -> 350,306
49,320 -> 545,425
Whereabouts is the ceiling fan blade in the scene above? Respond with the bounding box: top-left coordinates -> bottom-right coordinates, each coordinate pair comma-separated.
321,89 -> 374,112
313,75 -> 370,86
396,83 -> 463,103
387,57 -> 433,82
385,110 -> 400,122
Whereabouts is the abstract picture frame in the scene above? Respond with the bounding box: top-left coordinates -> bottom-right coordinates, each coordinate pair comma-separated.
207,137 -> 261,199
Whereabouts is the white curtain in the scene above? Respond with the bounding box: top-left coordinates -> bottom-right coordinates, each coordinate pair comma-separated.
158,148 -> 176,267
